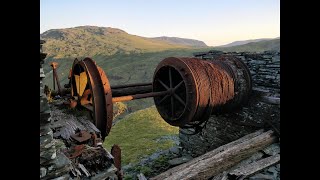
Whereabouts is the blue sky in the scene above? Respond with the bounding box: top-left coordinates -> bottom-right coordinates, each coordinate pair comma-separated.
40,0 -> 280,46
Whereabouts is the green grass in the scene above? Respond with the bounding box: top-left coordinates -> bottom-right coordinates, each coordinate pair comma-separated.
103,106 -> 179,165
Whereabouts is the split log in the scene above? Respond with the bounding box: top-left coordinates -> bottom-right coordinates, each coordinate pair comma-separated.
228,154 -> 280,180
150,130 -> 277,180
211,151 -> 266,180
211,171 -> 228,180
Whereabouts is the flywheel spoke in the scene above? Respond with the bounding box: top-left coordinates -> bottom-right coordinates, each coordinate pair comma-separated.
158,79 -> 169,90
158,94 -> 169,104
169,67 -> 173,88
171,96 -> 174,119
174,81 -> 184,91
174,94 -> 186,106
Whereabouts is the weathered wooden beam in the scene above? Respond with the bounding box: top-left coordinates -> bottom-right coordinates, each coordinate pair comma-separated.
150,130 -> 277,180
228,154 -> 280,180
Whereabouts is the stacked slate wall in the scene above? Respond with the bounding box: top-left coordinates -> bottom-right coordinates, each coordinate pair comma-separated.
40,40 -> 71,179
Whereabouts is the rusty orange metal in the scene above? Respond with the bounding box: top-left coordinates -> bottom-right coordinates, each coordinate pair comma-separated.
80,89 -> 92,105
153,57 -> 198,126
153,56 -> 251,127
111,144 -> 122,180
111,91 -> 170,103
68,144 -> 85,159
50,62 -> 59,69
50,62 -> 62,94
67,55 -> 251,139
69,99 -> 77,108
71,130 -> 92,143
68,68 -> 72,79
70,58 -> 113,141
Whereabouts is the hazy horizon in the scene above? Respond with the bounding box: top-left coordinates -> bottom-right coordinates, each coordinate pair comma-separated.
40,0 -> 280,46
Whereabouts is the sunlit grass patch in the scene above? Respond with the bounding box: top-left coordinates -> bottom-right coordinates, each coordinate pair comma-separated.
103,106 -> 179,165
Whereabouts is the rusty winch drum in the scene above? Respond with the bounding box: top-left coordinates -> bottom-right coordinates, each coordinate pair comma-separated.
66,55 -> 251,140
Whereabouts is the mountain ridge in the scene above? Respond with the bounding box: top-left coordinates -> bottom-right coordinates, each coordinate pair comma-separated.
215,38 -> 280,52
40,26 -> 207,58
150,36 -> 207,47
218,37 -> 277,47
40,26 -> 191,58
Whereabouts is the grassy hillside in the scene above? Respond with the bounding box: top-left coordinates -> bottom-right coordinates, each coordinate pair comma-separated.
150,36 -> 207,47
104,106 -> 179,165
41,26 -> 191,58
219,38 -> 273,47
214,38 -> 280,52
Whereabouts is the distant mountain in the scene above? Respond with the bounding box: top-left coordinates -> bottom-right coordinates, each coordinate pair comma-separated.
219,38 -> 274,47
215,38 -> 280,52
150,36 -> 207,48
40,26 -> 191,58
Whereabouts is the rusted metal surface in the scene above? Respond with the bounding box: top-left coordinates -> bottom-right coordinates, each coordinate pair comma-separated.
91,132 -> 98,147
213,55 -> 252,111
82,58 -> 113,141
111,82 -> 152,89
153,56 -> 252,127
111,144 -> 123,180
80,89 -> 92,105
67,144 -> 85,159
112,91 -> 170,103
111,84 -> 153,97
70,58 -> 113,140
69,99 -> 78,108
205,60 -> 235,111
71,130 -> 92,143
51,62 -> 62,95
179,58 -> 213,126
153,57 -> 198,126
70,58 -> 79,97
67,55 -> 251,135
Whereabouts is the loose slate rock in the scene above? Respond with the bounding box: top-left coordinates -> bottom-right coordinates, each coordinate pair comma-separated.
168,155 -> 193,166
249,173 -> 274,180
263,143 -> 280,156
